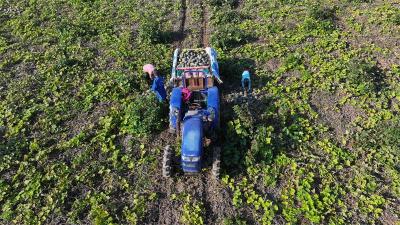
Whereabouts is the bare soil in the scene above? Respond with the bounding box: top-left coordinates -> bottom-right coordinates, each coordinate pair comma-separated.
310,90 -> 365,145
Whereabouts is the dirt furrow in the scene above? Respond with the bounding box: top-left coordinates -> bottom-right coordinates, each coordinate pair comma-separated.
177,0 -> 187,48
199,1 -> 210,47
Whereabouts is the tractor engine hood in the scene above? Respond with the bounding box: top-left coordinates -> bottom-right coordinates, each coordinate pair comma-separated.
181,116 -> 203,157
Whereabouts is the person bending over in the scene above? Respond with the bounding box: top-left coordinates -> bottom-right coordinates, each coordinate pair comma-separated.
143,64 -> 167,102
241,67 -> 251,95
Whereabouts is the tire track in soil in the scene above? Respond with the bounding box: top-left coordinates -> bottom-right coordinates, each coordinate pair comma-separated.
199,1 -> 210,47
176,0 -> 187,48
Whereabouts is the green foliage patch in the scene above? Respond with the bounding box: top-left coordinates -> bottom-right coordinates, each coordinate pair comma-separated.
1,0 -> 399,224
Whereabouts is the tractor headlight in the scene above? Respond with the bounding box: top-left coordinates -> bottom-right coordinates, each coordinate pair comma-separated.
182,156 -> 200,162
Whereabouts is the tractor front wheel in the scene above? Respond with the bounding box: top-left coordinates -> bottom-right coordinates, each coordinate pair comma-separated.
212,147 -> 221,179
162,145 -> 173,178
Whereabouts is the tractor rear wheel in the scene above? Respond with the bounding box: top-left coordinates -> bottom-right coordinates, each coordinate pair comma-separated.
212,146 -> 221,179
162,145 -> 173,178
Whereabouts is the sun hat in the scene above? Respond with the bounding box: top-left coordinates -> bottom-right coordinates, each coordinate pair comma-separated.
143,64 -> 155,75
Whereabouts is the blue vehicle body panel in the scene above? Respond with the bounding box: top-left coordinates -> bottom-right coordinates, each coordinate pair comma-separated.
207,87 -> 219,128
210,48 -> 220,78
169,87 -> 182,129
206,47 -> 221,83
181,116 -> 203,172
170,87 -> 182,108
182,116 -> 203,156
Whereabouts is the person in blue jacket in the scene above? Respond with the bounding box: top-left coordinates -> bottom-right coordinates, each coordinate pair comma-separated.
151,70 -> 167,102
241,67 -> 251,95
143,64 -> 167,102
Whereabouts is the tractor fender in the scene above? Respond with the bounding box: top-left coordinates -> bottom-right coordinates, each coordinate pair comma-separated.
207,87 -> 220,128
169,87 -> 182,130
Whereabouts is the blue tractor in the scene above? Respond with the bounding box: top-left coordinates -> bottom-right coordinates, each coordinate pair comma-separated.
163,47 -> 222,179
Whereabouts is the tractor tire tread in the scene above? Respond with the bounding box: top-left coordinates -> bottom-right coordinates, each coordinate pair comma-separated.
162,145 -> 173,178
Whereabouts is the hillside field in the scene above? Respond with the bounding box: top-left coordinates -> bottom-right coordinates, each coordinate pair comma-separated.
1,0 -> 400,224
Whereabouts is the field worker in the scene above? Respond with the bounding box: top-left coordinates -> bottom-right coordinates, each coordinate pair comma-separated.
241,67 -> 251,95
143,64 -> 167,102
